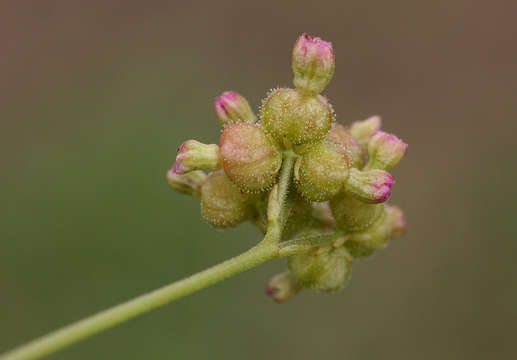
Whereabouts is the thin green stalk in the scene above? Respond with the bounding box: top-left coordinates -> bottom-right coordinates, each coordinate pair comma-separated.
262,151 -> 295,246
0,243 -> 277,360
0,151 -> 300,360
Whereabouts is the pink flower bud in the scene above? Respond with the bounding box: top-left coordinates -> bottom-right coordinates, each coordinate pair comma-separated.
350,115 -> 382,146
266,272 -> 302,303
386,205 -> 406,238
367,131 -> 408,171
172,140 -> 221,175
292,33 -> 335,94
219,123 -> 282,192
346,168 -> 395,203
214,91 -> 257,127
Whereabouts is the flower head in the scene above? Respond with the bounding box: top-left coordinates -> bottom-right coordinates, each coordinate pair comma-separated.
367,131 -> 408,171
166,34 -> 408,301
292,33 -> 335,94
215,91 -> 256,127
172,140 -> 221,175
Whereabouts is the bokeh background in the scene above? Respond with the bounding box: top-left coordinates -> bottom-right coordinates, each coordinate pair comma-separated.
1,1 -> 517,359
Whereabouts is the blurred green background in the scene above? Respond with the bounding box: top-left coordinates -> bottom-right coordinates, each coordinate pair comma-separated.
1,1 -> 516,359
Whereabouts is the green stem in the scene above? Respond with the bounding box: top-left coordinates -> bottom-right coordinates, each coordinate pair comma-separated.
277,151 -> 296,213
0,151 -> 300,360
0,243 -> 277,360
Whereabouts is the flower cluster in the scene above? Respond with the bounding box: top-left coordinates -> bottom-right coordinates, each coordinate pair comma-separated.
167,34 -> 407,303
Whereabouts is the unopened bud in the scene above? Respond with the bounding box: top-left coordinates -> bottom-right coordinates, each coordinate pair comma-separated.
345,168 -> 395,203
329,192 -> 384,231
350,115 -> 381,146
367,131 -> 408,171
261,88 -> 334,145
200,170 -> 253,228
292,33 -> 335,94
220,123 -> 282,192
214,91 -> 257,126
294,141 -> 349,201
266,271 -> 302,303
166,170 -> 207,196
172,140 -> 221,175
288,245 -> 351,292
386,205 -> 406,238
326,123 -> 367,169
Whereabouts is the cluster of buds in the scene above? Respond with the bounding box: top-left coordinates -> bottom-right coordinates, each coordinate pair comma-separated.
167,34 -> 407,303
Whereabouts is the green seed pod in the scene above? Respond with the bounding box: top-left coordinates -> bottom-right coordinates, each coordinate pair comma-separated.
329,191 -> 384,232
326,123 -> 366,169
260,88 -> 334,145
294,141 -> 349,202
200,170 -> 252,228
220,123 -> 282,193
288,245 -> 351,292
348,209 -> 390,249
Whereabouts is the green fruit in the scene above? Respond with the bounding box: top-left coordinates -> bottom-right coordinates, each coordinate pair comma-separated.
220,123 -> 282,193
261,88 -> 334,145
295,141 -> 349,201
288,245 -> 351,292
200,171 -> 252,228
329,192 -> 384,232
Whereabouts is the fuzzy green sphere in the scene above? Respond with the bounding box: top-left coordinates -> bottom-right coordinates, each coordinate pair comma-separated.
295,141 -> 349,201
288,245 -> 351,292
260,88 -> 334,145
326,123 -> 366,169
220,123 -> 282,193
329,192 -> 384,232
200,170 -> 253,228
